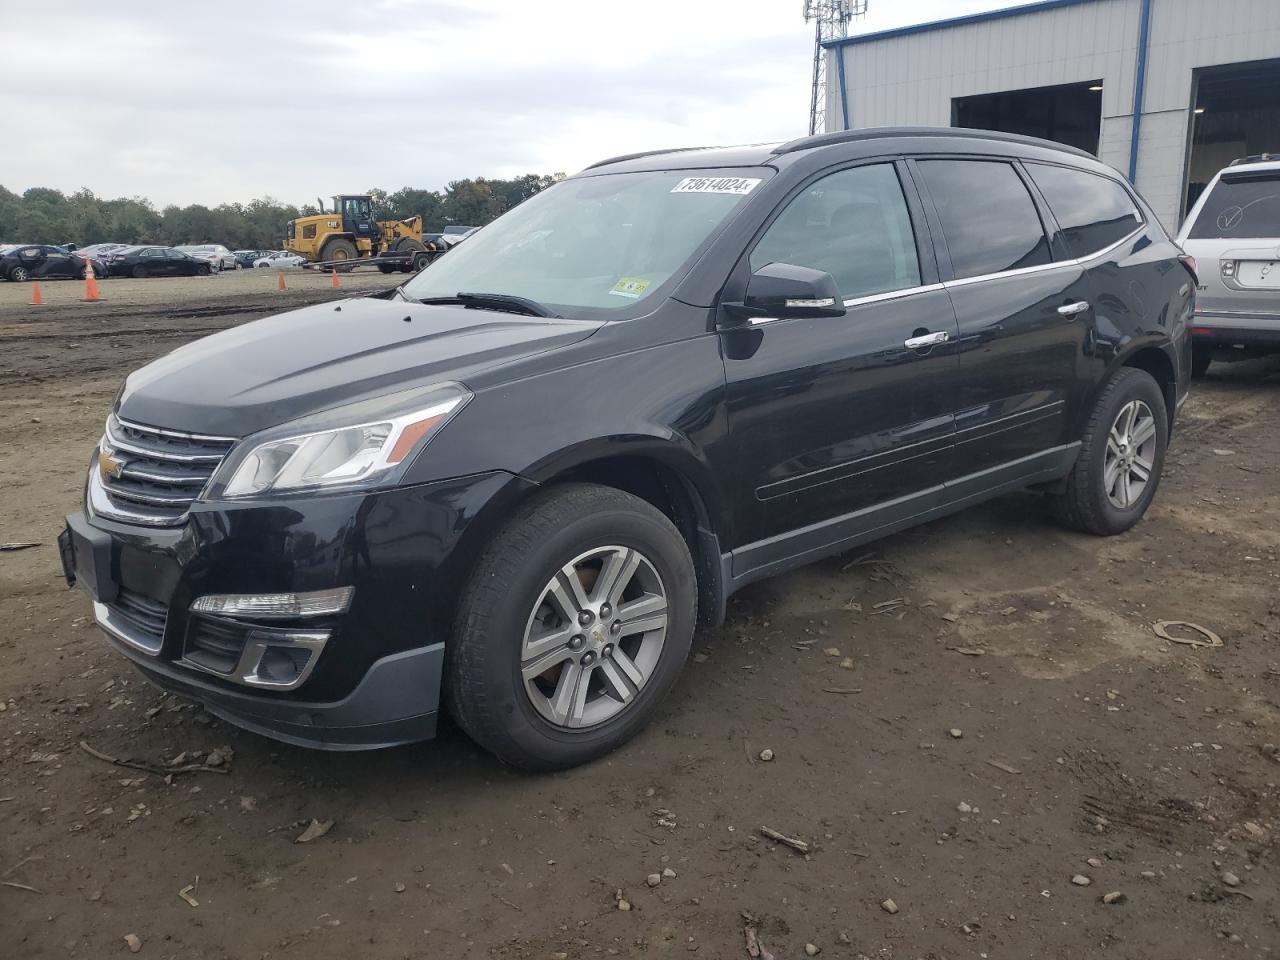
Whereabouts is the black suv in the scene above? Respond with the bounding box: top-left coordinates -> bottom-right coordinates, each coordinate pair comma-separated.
61,128 -> 1192,770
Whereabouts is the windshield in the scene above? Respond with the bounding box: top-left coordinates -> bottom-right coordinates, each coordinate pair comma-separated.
402,169 -> 767,314
1189,172 -> 1280,240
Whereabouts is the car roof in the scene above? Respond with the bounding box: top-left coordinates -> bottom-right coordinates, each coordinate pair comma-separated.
1220,158 -> 1280,177
580,126 -> 1103,176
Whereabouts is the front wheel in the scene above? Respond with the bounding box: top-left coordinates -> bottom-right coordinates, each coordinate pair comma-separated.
10,266 -> 29,282
448,484 -> 697,771
1050,367 -> 1167,536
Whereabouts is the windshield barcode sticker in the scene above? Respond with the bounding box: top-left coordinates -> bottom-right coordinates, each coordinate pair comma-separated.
671,177 -> 761,196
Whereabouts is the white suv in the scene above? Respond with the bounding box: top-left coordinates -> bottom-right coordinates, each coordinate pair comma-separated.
1178,154 -> 1280,375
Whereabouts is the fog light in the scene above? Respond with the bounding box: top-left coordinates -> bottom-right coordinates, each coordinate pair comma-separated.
190,587 -> 353,620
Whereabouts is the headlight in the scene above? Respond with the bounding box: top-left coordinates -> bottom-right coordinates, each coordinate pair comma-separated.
219,383 -> 470,498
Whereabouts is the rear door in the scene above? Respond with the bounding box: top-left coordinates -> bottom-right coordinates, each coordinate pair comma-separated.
912,157 -> 1093,477
721,160 -> 961,564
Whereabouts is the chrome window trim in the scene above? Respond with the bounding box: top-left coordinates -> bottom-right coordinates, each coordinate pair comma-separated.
746,282 -> 946,326
943,224 -> 1147,289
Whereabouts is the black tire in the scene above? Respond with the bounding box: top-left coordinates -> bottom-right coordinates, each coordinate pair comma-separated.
196,264 -> 210,276
10,266 -> 29,282
447,483 -> 697,771
413,252 -> 432,271
132,264 -> 149,279
394,237 -> 426,255
1191,345 -> 1213,378
320,238 -> 359,263
1050,367 -> 1168,536
377,264 -> 395,274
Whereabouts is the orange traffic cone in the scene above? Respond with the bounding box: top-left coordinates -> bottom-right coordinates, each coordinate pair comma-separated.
276,271 -> 287,291
330,268 -> 340,289
83,259 -> 101,302
29,281 -> 42,306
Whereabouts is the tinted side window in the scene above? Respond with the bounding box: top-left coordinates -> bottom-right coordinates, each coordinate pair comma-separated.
750,164 -> 921,302
1028,164 -> 1142,257
917,160 -> 1051,279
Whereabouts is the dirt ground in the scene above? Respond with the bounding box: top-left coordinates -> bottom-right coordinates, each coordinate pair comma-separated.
1,275 -> 1278,959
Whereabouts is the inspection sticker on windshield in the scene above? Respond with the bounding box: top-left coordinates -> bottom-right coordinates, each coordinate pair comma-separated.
609,277 -> 652,299
671,176 -> 761,196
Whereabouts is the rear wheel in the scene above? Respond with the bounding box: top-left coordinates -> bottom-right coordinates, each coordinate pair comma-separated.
196,264 -> 210,276
131,264 -> 149,279
320,238 -> 358,263
1191,345 -> 1213,378
1050,367 -> 1167,536
393,237 -> 426,255
448,484 -> 697,771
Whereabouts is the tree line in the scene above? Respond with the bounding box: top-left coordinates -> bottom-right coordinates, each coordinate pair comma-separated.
0,173 -> 564,250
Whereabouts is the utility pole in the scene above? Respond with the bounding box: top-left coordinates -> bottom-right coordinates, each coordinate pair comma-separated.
804,1 -> 867,135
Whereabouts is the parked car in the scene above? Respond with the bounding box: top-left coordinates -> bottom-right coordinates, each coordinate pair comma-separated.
233,249 -> 268,269
1177,153 -> 1280,375
435,225 -> 478,249
105,246 -> 210,278
2,244 -> 106,281
253,251 -> 306,268
77,242 -> 130,262
177,244 -> 237,272
62,128 -> 1191,770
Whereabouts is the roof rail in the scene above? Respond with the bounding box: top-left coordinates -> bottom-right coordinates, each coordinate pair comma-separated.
1229,153 -> 1279,166
771,126 -> 1096,160
583,145 -> 722,171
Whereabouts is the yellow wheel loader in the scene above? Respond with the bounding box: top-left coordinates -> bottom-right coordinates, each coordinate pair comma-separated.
285,195 -> 439,270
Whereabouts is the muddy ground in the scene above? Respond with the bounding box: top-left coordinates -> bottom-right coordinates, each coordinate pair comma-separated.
1,275 -> 1278,959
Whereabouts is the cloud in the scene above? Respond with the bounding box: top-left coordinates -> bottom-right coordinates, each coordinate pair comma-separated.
0,0 -> 1012,207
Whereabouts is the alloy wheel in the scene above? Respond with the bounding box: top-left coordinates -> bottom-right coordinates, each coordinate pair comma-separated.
520,545 -> 668,729
1104,399 -> 1157,509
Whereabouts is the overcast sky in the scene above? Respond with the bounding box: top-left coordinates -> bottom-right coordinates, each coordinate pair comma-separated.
2,0 -> 1016,207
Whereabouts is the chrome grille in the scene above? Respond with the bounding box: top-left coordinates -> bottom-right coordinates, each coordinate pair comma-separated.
90,415 -> 236,526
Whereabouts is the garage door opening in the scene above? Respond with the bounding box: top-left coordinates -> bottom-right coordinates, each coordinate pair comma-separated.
952,81 -> 1103,155
1185,57 -> 1280,218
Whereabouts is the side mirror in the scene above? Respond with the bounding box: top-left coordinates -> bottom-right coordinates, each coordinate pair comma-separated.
722,262 -> 845,322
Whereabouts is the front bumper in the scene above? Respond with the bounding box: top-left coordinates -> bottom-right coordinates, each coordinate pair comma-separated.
62,470 -> 532,749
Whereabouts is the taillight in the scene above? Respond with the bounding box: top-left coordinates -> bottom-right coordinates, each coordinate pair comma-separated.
1177,253 -> 1198,283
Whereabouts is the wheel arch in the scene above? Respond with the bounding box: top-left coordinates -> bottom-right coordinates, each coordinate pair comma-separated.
441,438 -> 732,630
1117,342 -> 1177,433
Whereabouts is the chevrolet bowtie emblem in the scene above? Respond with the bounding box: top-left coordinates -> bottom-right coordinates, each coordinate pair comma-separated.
98,449 -> 126,481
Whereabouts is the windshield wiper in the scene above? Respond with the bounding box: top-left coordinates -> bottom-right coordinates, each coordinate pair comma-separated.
410,292 -> 560,318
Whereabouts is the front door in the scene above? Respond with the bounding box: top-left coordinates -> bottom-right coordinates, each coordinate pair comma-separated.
721,161 -> 960,573
912,158 -> 1092,475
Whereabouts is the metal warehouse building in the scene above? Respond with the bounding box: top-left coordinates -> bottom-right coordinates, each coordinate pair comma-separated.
823,0 -> 1280,230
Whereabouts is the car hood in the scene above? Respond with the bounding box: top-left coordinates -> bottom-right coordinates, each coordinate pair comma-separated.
118,295 -> 603,436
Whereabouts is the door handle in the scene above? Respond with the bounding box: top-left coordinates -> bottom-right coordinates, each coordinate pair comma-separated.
904,330 -> 949,349
1058,301 -> 1090,316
